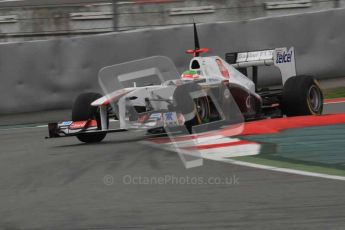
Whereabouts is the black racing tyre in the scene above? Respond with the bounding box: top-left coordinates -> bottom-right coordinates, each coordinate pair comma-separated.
282,75 -> 323,116
72,92 -> 107,143
173,82 -> 202,133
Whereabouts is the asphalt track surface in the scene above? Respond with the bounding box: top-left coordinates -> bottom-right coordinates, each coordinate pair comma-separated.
0,103 -> 345,230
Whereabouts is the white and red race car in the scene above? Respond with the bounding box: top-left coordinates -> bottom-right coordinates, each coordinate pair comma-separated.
47,23 -> 323,143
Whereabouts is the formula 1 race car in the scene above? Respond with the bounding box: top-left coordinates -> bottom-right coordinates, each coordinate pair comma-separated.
47,23 -> 323,143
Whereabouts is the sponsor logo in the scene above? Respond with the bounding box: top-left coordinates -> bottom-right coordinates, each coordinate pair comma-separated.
69,121 -> 87,130
276,50 -> 292,64
165,112 -> 174,121
60,121 -> 73,126
215,59 -> 230,79
182,74 -> 193,79
164,112 -> 179,126
150,113 -> 162,119
208,78 -> 221,82
223,88 -> 231,99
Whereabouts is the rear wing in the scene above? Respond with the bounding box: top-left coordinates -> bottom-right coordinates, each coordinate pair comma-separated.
226,47 -> 296,85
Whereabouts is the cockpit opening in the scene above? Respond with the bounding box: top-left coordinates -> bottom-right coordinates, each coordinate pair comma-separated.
191,60 -> 200,69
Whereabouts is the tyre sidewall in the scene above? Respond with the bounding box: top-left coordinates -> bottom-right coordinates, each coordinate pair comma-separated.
72,92 -> 107,143
282,75 -> 323,116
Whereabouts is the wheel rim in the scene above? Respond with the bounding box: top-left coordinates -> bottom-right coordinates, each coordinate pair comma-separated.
196,97 -> 209,122
308,85 -> 321,112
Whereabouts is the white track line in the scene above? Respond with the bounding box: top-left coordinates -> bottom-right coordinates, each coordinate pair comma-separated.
206,157 -> 345,181
143,135 -> 345,181
0,125 -> 47,131
324,101 -> 345,105
324,98 -> 345,105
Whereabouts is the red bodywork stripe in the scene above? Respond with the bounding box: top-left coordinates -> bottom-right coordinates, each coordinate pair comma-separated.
87,120 -> 98,128
69,119 -> 97,130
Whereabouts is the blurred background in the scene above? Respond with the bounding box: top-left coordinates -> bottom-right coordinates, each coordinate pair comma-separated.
0,0 -> 343,43
0,0 -> 344,115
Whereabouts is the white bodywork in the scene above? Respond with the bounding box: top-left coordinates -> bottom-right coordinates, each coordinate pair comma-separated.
92,47 -> 296,130
92,55 -> 257,107
186,56 -> 256,93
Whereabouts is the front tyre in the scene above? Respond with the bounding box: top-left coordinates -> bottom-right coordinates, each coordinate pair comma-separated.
282,75 -> 323,116
72,92 -> 107,143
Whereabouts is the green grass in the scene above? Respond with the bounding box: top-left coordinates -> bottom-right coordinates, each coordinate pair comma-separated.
235,156 -> 345,177
324,87 -> 345,99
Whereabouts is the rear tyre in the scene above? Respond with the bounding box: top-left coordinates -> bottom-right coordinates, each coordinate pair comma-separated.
72,92 -> 107,143
282,75 -> 323,116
